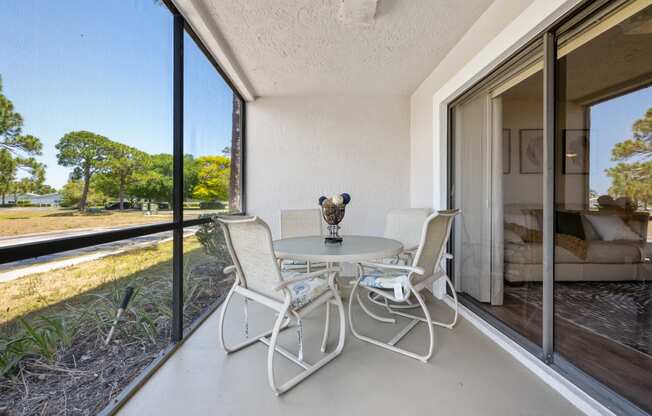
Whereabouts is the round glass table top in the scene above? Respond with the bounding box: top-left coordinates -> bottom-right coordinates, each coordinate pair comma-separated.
273,235 -> 403,263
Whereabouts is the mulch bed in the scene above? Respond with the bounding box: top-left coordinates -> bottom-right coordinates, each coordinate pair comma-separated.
0,261 -> 233,416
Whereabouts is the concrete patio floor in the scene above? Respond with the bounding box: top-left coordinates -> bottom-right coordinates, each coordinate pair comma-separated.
118,289 -> 583,416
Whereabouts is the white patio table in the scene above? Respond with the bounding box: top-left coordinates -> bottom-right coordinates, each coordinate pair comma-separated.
273,235 -> 403,265
273,235 -> 404,352
274,235 -> 403,344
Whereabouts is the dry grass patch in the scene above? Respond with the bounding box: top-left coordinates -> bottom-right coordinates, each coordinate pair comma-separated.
0,237 -> 205,327
0,208 -> 172,237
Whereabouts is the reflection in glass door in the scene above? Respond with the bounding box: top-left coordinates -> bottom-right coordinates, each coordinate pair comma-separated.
554,3 -> 652,412
451,43 -> 545,348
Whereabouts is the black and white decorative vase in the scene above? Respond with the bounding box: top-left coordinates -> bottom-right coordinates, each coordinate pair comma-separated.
318,193 -> 351,244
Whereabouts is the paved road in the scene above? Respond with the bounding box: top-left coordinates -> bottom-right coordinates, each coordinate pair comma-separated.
0,227 -> 198,282
0,227 -> 128,248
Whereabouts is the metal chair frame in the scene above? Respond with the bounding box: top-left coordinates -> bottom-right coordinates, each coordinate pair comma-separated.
348,210 -> 459,362
366,254 -> 459,329
217,216 -> 346,395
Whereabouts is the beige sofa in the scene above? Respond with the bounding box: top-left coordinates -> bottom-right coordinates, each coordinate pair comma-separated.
504,209 -> 650,282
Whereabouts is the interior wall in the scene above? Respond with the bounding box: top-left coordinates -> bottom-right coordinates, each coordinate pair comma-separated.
246,95 -> 410,239
502,96 -> 543,207
500,76 -> 588,210
559,101 -> 589,209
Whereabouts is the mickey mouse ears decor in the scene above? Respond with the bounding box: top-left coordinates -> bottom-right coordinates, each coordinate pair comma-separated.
318,193 -> 351,244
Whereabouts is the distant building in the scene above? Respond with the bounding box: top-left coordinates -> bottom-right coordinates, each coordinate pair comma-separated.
7,193 -> 61,206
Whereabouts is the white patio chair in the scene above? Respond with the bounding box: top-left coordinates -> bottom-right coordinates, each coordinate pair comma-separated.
383,208 -> 433,264
281,208 -> 322,238
280,208 -> 325,272
217,216 -> 346,395
348,209 -> 460,362
368,208 -> 433,310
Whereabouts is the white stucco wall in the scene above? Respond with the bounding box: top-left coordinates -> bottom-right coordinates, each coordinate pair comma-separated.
245,0 -> 584,238
409,0 -> 581,210
246,96 -> 409,239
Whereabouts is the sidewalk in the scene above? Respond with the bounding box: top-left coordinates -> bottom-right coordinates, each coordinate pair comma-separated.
0,228 -> 197,283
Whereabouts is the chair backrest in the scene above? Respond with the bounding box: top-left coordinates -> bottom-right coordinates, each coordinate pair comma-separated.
384,208 -> 433,251
218,216 -> 284,301
281,208 -> 322,238
411,209 -> 460,283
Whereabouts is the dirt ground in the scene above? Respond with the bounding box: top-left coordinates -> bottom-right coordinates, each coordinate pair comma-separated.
0,237 -> 231,416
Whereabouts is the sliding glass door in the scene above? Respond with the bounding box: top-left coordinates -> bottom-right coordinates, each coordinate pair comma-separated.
450,1 -> 651,413
554,2 -> 652,411
451,43 -> 545,348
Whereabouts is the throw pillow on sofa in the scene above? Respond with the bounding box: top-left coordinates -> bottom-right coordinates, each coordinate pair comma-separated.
505,223 -> 541,243
504,228 -> 524,243
584,214 -> 641,241
504,212 -> 540,231
556,211 -> 585,240
504,223 -> 588,259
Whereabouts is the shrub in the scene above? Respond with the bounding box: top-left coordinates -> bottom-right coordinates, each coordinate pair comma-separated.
0,316 -> 75,376
198,200 -> 225,210
60,179 -> 107,208
195,214 -> 230,261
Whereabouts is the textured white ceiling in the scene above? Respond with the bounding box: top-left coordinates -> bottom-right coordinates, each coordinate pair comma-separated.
189,0 -> 494,96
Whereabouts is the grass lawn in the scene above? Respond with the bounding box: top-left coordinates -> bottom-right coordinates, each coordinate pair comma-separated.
0,235 -> 208,327
0,207 -> 172,237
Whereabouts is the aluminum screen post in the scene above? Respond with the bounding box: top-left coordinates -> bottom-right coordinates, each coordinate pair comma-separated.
172,12 -> 184,343
542,31 -> 556,363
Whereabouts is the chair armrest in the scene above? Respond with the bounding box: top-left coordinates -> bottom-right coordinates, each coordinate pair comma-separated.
359,262 -> 425,275
274,267 -> 340,291
223,265 -> 236,275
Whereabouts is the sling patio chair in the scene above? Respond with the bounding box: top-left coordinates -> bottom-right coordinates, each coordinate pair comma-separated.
349,209 -> 460,362
383,208 -> 433,265
280,208 -> 326,272
217,216 -> 346,395
367,208 -> 433,310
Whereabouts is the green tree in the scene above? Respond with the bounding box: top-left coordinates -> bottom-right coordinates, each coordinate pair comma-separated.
183,154 -> 200,201
611,108 -> 652,162
61,179 -> 108,207
55,131 -> 112,211
191,155 -> 230,202
606,161 -> 652,209
13,158 -> 45,199
103,142 -> 146,209
60,179 -> 107,208
607,107 -> 652,209
0,153 -> 45,205
0,76 -> 42,157
34,183 -> 57,195
0,75 -> 44,204
0,149 -> 17,204
128,153 -> 174,204
35,184 -> 57,195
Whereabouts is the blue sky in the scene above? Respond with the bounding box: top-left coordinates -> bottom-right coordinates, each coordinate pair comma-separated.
589,85 -> 652,195
0,0 -> 234,189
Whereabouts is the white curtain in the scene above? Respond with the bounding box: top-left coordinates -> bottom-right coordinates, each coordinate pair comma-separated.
454,93 -> 492,302
453,92 -> 505,305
